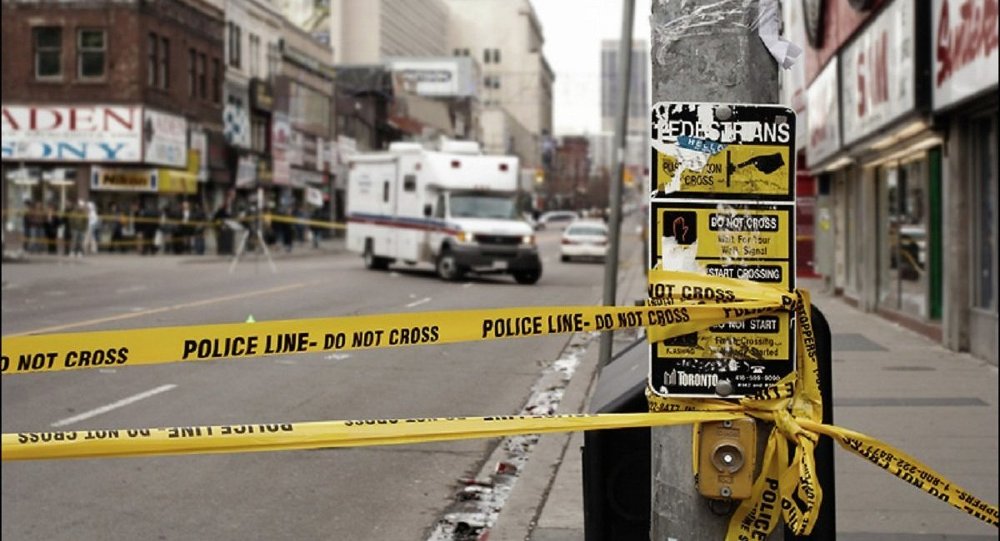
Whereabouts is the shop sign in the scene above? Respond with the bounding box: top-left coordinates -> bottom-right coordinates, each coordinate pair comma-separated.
91,167 -> 157,192
272,113 -> 291,185
223,84 -> 251,149
932,0 -> 1000,111
207,132 -> 228,169
650,102 -> 796,201
250,78 -> 274,112
300,133 -> 316,170
1,105 -> 142,162
257,157 -> 273,185
388,59 -> 475,97
143,108 -> 187,168
316,137 -> 327,172
806,59 -> 841,166
840,0 -> 916,145
158,168 -> 198,194
189,128 -> 208,181
235,155 -> 257,188
291,168 -> 324,186
305,186 -> 324,207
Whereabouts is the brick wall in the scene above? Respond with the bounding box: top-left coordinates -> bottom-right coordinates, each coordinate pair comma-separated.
1,0 -> 224,128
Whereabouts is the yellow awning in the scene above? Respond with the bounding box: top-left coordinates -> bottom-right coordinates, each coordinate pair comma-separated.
158,169 -> 198,194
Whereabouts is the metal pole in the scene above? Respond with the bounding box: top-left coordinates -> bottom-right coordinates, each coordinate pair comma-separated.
598,0 -> 636,369
650,1 -> 780,539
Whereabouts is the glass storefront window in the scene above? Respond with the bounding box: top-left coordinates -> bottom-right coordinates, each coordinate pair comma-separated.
973,115 -> 998,312
878,155 -> 929,318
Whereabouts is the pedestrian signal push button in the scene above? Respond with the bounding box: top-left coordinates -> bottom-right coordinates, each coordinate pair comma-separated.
697,418 -> 756,500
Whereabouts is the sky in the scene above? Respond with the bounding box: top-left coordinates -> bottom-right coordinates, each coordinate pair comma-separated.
532,0 -> 653,136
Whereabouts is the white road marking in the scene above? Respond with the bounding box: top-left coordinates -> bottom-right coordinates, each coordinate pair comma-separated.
115,285 -> 148,294
405,297 -> 431,308
50,384 -> 177,428
462,282 -> 473,288
325,353 -> 351,360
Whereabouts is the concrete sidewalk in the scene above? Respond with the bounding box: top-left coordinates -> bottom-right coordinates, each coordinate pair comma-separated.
491,278 -> 999,540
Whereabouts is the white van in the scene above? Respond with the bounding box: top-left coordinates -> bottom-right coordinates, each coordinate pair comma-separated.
346,141 -> 542,284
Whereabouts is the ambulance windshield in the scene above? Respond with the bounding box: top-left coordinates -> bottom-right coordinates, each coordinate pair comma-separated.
449,191 -> 519,220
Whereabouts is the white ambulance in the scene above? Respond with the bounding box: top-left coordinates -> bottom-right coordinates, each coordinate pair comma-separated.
346,141 -> 542,284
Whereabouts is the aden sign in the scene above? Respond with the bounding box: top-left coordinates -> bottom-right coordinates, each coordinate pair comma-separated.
1,105 -> 143,162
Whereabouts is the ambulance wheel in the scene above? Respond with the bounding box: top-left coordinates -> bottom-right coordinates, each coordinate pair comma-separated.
363,242 -> 389,270
436,251 -> 464,281
513,269 -> 541,285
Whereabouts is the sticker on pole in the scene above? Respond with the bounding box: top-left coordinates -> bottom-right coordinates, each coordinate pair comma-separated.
650,102 -> 795,201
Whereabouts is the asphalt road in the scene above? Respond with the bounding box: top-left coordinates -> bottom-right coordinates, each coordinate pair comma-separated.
1,222 -> 644,541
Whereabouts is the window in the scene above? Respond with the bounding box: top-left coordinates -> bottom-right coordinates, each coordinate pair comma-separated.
248,33 -> 260,77
212,58 -> 221,103
228,22 -> 241,68
251,116 -> 267,153
403,174 -> 416,192
148,33 -> 158,86
77,29 -> 105,79
198,52 -> 207,98
159,37 -> 170,89
483,49 -> 490,64
188,48 -> 196,97
493,48 -> 501,63
34,26 -> 62,79
267,42 -> 278,78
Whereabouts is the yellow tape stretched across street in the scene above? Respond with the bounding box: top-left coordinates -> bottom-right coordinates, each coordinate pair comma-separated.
0,412 -> 742,461
1,300 -> 781,375
1,270 -> 996,534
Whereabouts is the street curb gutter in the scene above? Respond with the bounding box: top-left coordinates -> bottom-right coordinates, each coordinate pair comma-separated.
487,330 -> 604,541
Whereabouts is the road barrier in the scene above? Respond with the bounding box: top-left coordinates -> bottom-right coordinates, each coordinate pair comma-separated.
1,270 -> 996,536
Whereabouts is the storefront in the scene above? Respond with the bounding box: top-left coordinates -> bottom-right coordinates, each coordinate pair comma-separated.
838,0 -> 942,333
931,0 -> 999,363
805,57 -> 852,294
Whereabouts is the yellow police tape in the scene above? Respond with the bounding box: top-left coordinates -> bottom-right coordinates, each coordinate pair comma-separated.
1,270 -> 997,535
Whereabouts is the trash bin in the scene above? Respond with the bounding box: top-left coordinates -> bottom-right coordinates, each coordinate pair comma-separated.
583,337 -> 650,541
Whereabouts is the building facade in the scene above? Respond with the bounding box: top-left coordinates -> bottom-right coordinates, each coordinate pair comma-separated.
600,39 -> 649,135
446,0 -> 553,139
2,0 -> 225,251
800,0 -> 997,364
329,0 -> 449,64
274,17 -> 336,220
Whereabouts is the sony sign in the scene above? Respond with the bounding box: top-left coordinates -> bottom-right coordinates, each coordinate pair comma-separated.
1,105 -> 143,162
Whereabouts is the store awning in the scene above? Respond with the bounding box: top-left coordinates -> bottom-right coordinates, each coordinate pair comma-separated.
158,169 -> 198,194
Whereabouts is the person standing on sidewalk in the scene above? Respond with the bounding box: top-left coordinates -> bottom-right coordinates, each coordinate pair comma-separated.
68,200 -> 88,258
43,203 -> 60,254
83,201 -> 100,254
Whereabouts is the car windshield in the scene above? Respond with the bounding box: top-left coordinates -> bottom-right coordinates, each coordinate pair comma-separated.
449,192 -> 519,219
567,225 -> 607,236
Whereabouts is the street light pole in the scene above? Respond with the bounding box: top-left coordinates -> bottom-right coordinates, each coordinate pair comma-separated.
598,0 -> 636,369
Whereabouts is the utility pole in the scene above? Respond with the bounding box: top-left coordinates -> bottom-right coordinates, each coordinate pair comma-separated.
598,0 -> 635,369
649,1 -> 780,539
